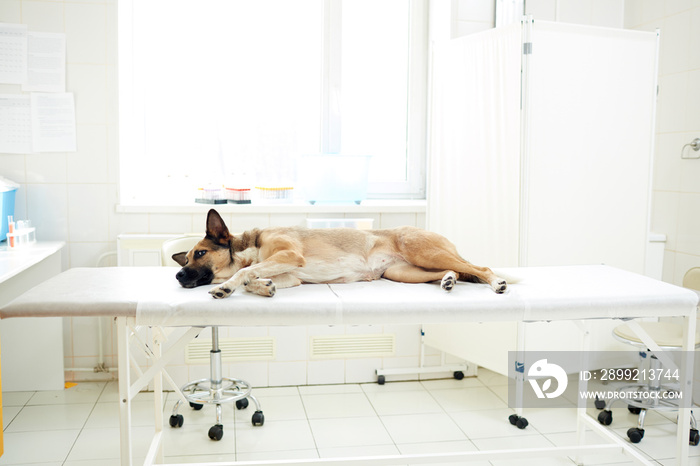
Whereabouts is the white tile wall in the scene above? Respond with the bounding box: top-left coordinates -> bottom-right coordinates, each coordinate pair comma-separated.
454,0 -> 495,35
524,0 -> 624,26
624,0 -> 700,285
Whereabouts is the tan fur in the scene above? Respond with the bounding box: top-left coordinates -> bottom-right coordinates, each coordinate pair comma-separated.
173,209 -> 507,299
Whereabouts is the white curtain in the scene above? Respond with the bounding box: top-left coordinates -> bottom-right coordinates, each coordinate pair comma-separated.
427,24 -> 522,267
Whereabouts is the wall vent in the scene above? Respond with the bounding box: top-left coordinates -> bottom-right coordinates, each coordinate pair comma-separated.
310,334 -> 395,359
185,337 -> 275,364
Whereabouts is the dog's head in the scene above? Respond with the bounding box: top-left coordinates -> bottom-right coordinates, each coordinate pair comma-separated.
173,209 -> 238,288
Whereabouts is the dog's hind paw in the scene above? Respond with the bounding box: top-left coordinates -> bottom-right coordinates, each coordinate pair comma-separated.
491,278 -> 507,294
441,271 -> 457,292
209,284 -> 234,299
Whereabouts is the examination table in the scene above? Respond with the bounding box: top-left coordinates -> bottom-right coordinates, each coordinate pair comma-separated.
0,264 -> 697,466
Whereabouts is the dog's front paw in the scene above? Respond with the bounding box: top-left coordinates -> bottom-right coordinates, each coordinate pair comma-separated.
209,284 -> 234,299
261,279 -> 276,297
245,278 -> 276,297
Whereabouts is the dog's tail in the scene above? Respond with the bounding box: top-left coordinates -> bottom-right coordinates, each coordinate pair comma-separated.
492,268 -> 522,285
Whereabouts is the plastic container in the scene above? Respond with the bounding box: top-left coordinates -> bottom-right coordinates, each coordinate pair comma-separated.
225,187 -> 252,204
255,186 -> 294,203
6,220 -> 36,249
1,184 -> 18,242
306,218 -> 375,230
298,155 -> 371,204
195,186 -> 227,204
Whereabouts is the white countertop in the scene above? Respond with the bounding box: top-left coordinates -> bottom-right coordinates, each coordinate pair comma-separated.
0,241 -> 65,283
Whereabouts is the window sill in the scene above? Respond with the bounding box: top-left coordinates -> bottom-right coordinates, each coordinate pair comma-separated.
116,199 -> 426,215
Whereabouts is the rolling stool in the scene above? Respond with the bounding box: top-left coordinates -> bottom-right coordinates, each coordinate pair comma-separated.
161,236 -> 264,440
595,322 -> 700,444
168,326 -> 264,440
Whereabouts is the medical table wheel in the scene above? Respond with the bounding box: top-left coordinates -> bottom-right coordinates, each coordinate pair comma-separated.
377,375 -> 386,385
691,428 -> 700,446
190,402 -> 204,410
236,398 -> 249,410
252,410 -> 265,426
453,371 -> 464,380
208,424 -> 224,441
595,396 -> 606,410
597,410 -> 613,425
169,414 -> 184,428
627,405 -> 642,415
627,427 -> 644,443
508,414 -> 528,429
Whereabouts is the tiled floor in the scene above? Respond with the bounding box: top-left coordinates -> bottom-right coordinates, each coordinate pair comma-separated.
1,369 -> 698,465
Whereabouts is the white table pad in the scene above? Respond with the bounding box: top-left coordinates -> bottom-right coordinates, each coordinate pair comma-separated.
1,265 -> 696,326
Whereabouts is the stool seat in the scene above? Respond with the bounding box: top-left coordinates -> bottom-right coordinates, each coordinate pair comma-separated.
613,322 -> 700,348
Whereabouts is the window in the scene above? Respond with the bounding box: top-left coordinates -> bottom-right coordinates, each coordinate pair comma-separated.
119,0 -> 427,205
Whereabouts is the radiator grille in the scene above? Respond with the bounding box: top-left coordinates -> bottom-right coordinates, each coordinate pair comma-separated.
310,334 -> 395,359
185,337 -> 276,364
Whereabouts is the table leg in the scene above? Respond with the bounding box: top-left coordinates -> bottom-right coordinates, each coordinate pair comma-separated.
153,327 -> 164,463
117,316 -> 133,466
575,320 -> 591,466
677,310 -> 696,466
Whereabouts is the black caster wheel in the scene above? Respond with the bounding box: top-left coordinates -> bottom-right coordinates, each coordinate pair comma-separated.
598,410 -> 613,426
453,371 -> 465,380
690,428 -> 699,446
377,375 -> 386,385
190,402 -> 203,410
208,424 -> 224,441
169,414 -> 183,428
627,405 -> 642,415
594,396 -> 606,410
236,398 -> 249,410
627,427 -> 644,443
508,414 -> 528,429
252,410 -> 265,426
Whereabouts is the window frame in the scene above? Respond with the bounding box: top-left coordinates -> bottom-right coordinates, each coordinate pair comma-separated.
118,0 -> 428,204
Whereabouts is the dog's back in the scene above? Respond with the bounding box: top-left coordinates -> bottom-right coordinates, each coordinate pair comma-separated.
256,226 -> 408,284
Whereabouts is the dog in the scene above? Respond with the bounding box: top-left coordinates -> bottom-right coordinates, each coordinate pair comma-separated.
173,209 -> 508,299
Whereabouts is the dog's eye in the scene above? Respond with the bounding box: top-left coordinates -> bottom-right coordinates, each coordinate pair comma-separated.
195,250 -> 206,259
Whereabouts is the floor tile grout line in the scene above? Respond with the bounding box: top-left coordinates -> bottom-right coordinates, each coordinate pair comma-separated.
1,391 -> 32,433
295,385 -> 322,461
62,381 -> 108,465
359,379 -> 399,454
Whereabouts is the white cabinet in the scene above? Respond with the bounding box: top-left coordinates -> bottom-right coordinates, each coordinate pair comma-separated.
0,242 -> 65,390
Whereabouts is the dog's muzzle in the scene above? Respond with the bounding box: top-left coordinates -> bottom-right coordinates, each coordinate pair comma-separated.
176,267 -> 214,288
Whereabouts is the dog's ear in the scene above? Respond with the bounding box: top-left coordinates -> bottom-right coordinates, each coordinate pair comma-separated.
206,209 -> 231,245
172,252 -> 188,267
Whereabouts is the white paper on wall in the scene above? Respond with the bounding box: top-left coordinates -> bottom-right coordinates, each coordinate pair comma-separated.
0,23 -> 28,84
0,94 -> 32,153
31,92 -> 76,153
22,32 -> 66,92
